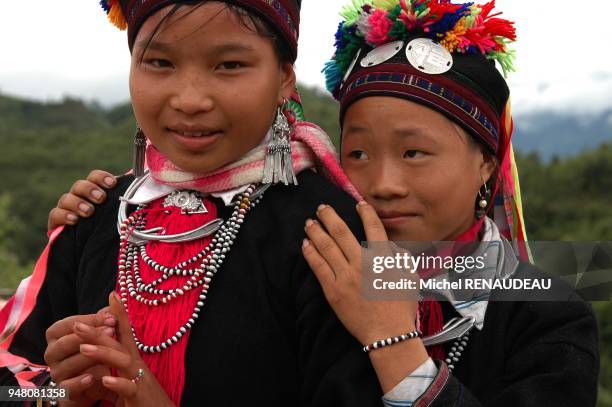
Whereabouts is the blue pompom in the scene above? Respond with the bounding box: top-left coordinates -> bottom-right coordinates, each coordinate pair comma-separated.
428,4 -> 472,37
322,61 -> 342,95
99,0 -> 111,13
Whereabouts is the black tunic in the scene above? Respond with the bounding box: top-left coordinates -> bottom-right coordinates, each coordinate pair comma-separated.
2,171 -> 383,406
0,171 -> 600,406
429,265 -> 599,407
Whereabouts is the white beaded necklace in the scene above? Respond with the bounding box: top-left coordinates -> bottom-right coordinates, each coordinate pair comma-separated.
117,184 -> 263,353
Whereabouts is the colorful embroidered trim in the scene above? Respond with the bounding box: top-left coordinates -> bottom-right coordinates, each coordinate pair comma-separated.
263,0 -> 298,40
324,0 -> 517,96
342,70 -> 499,145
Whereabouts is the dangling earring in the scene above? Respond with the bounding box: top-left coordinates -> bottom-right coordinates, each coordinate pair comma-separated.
262,100 -> 298,186
133,125 -> 147,178
476,178 -> 490,219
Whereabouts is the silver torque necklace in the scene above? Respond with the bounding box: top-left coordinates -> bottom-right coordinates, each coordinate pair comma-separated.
116,173 -> 268,245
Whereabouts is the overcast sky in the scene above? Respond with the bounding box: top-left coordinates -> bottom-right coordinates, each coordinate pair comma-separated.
1,0 -> 611,116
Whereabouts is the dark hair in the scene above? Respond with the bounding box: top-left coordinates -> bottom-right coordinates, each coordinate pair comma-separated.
136,2 -> 294,65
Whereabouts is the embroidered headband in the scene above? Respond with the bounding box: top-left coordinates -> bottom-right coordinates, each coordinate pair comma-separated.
99,0 -> 301,60
323,0 -> 517,154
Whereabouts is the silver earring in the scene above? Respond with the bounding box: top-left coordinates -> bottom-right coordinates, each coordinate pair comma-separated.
476,180 -> 490,219
133,126 -> 147,178
262,102 -> 298,186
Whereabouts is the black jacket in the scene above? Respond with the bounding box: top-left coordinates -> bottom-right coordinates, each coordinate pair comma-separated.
2,171 -> 382,406
424,265 -> 599,406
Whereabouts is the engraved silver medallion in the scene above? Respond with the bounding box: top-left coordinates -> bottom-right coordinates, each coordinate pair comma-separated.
406,38 -> 453,75
163,190 -> 208,214
360,40 -> 404,68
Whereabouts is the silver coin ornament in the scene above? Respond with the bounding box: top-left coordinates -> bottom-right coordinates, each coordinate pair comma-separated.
406,38 -> 453,75
360,41 -> 405,68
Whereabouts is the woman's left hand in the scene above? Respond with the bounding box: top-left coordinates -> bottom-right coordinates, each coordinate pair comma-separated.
302,202 -> 419,346
74,292 -> 176,407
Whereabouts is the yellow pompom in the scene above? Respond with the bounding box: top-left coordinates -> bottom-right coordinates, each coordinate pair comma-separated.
439,17 -> 467,53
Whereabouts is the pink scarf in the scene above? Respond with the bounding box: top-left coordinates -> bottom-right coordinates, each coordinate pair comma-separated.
147,121 -> 362,200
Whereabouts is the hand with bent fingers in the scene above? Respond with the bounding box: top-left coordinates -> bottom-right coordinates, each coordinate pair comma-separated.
302,202 -> 428,392
44,308 -> 119,406
74,292 -> 176,407
48,170 -> 116,230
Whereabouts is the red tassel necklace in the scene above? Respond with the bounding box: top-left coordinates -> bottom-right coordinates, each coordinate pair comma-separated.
116,184 -> 262,405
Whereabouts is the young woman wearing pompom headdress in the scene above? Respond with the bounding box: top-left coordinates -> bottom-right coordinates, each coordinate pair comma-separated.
305,1 -> 598,404
22,0 -> 599,405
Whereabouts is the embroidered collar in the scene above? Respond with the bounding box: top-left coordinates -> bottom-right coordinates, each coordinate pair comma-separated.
126,177 -> 248,207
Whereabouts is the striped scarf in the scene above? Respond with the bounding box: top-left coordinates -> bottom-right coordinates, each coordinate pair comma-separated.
148,121 -> 361,200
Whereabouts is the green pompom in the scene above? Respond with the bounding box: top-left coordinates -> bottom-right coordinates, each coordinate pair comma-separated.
288,100 -> 305,122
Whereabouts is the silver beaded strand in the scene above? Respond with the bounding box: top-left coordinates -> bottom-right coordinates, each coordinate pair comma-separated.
117,184 -> 262,353
445,330 -> 471,371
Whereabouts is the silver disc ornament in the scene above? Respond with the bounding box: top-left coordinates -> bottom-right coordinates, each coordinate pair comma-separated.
406,38 -> 453,75
360,41 -> 405,68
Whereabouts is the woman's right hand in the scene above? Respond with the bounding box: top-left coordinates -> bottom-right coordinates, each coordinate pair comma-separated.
44,309 -> 118,406
48,170 -> 116,231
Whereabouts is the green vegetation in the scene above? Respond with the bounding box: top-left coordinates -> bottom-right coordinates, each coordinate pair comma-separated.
0,87 -> 610,404
518,147 -> 612,240
0,194 -> 33,289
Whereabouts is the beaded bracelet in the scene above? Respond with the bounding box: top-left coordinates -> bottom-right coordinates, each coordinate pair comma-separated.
362,330 -> 421,353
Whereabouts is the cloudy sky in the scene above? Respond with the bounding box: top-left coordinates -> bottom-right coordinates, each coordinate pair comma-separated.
1,0 -> 611,115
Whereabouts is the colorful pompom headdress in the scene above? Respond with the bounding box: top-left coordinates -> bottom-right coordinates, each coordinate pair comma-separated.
98,0 -> 302,60
324,0 -> 516,96
324,0 -> 529,258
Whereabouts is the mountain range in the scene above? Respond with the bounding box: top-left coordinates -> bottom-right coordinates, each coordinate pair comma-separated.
513,110 -> 612,160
